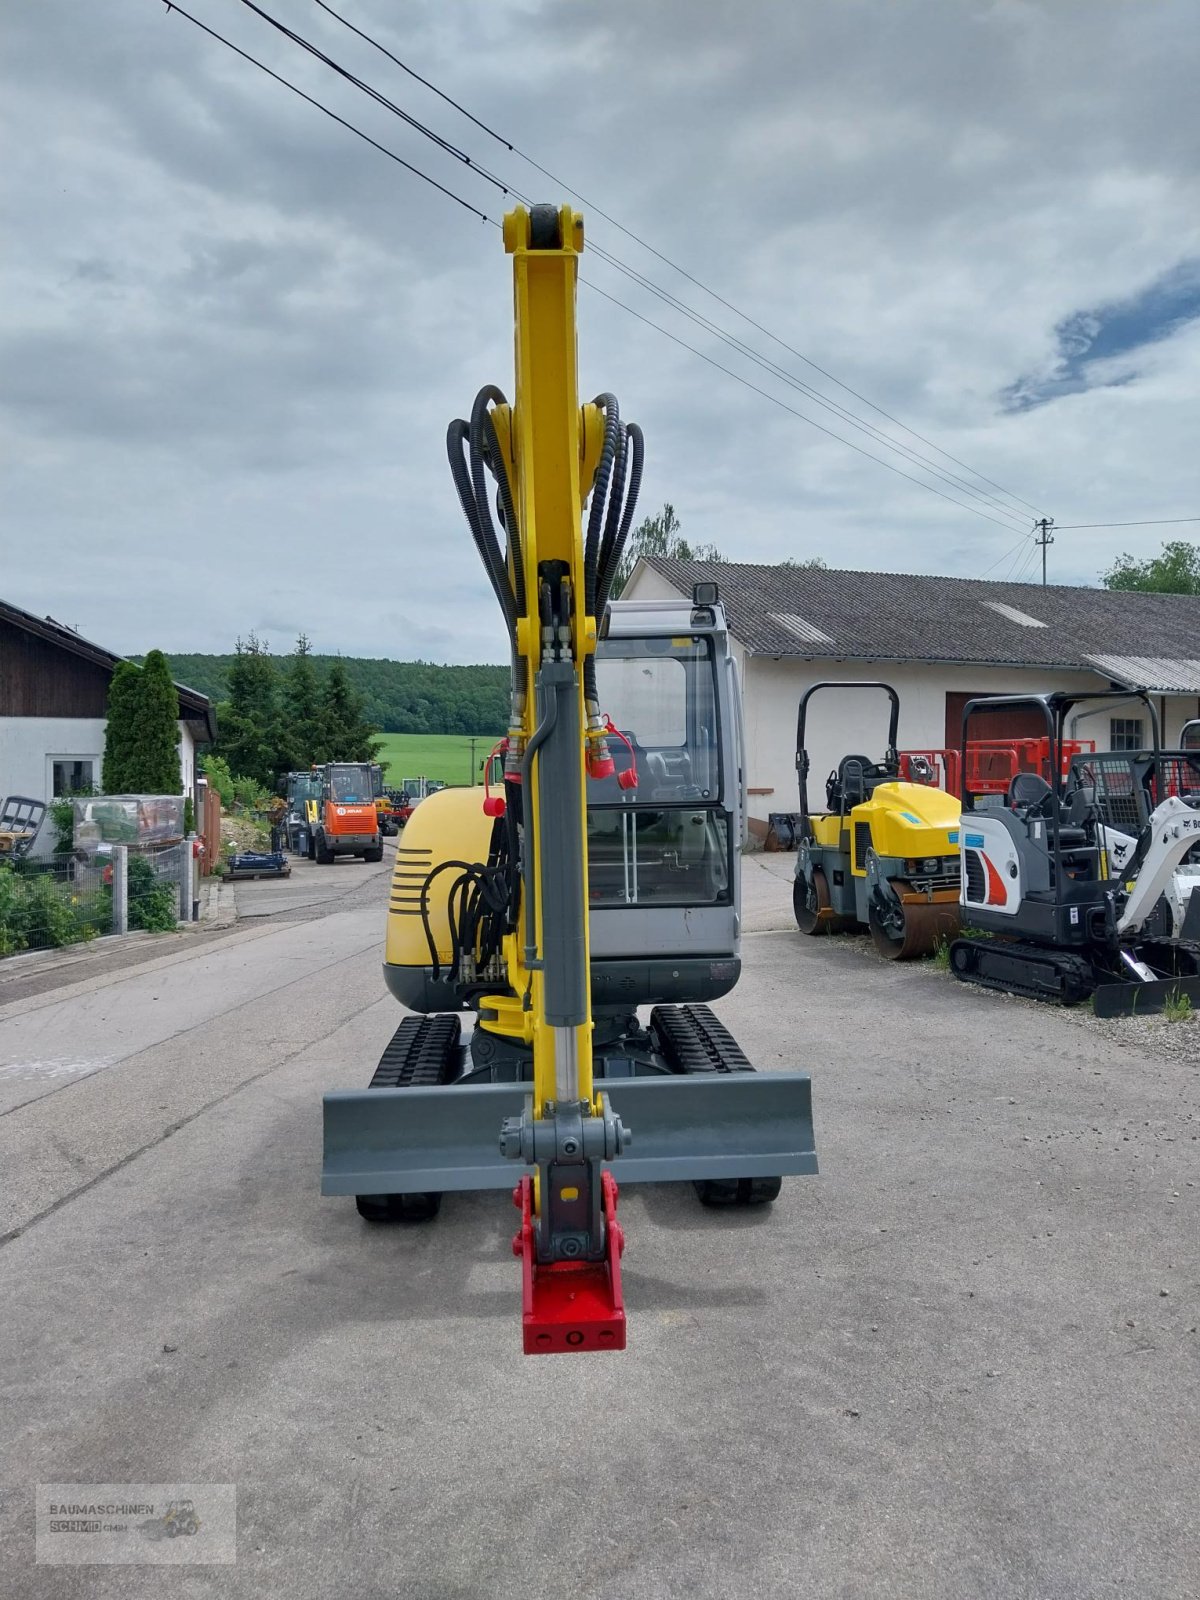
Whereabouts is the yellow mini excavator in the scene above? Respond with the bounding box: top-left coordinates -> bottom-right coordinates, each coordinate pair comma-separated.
321,204 -> 817,1355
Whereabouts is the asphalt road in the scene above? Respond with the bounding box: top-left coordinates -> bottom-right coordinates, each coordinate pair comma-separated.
1,849 -> 1197,1598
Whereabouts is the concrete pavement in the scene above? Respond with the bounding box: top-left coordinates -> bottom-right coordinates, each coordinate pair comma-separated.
0,851 -> 1197,1597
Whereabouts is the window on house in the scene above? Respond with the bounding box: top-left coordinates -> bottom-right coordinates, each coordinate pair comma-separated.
51,758 -> 96,797
1109,718 -> 1145,752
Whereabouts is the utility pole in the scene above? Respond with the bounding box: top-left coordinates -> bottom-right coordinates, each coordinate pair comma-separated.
1034,517 -> 1055,586
467,736 -> 479,785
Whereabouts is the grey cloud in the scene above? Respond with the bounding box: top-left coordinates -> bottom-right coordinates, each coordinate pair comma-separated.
1,0 -> 1197,661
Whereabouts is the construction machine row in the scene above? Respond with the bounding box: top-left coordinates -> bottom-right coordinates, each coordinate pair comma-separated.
791,683 -> 1200,1016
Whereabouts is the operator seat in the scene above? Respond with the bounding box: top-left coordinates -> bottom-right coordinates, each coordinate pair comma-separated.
1010,771 -> 1091,852
1007,772 -> 1053,814
835,755 -> 877,810
644,751 -> 671,799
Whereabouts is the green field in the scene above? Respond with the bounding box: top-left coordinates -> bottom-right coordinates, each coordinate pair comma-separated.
374,732 -> 497,788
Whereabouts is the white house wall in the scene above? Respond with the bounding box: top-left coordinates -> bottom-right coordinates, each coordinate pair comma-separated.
0,717 -> 198,855
741,658 -> 1177,832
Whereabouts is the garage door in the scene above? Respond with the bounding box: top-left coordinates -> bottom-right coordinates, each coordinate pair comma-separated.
944,691 -> 1050,748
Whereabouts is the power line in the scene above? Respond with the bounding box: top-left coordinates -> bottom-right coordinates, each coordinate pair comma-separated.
166,0 -> 1028,534
979,529 -> 1032,579
165,2 -> 1161,547
313,0 -> 505,147
584,242 -> 1028,527
224,0 -> 1025,531
310,0 -> 1044,522
159,1 -> 492,223
233,0 -> 512,196
578,279 -> 1028,531
1052,517 -> 1200,530
1005,535 -> 1034,582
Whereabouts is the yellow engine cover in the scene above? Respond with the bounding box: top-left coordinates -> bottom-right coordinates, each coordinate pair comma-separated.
809,813 -> 849,850
385,786 -> 495,971
848,781 -> 960,873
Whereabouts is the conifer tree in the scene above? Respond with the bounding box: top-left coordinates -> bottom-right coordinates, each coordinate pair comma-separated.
288,633 -> 326,766
127,649 -> 182,793
214,634 -> 295,787
322,657 -> 379,762
102,660 -> 142,793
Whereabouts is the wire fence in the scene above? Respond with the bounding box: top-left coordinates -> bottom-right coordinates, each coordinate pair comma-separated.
128,844 -> 187,935
0,855 -> 113,957
0,844 -> 187,959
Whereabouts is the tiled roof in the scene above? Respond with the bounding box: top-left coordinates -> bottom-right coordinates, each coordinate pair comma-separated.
640,559 -> 1200,679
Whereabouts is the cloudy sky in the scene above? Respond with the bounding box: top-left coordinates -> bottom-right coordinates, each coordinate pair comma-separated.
2,0 -> 1198,666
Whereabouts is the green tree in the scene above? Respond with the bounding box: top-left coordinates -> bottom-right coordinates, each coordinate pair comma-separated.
611,502 -> 724,597
322,658 -> 380,762
288,633 -> 326,765
214,634 -> 295,788
780,556 -> 828,570
102,660 -> 142,792
1101,540 -> 1200,595
136,651 -> 510,736
200,753 -> 235,808
127,649 -> 182,793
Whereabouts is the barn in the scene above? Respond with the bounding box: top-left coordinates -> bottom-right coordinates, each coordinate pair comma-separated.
621,559 -> 1200,840
0,598 -> 216,854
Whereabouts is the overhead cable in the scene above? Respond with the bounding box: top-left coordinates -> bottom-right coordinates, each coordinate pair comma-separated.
159,1 -> 492,222
310,0 -> 1044,520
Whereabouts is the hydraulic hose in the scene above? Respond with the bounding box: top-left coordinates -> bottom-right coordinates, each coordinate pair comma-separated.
584,393 -> 621,621
447,416 -> 517,646
445,381 -> 643,965
582,412 -> 644,705
598,421 -> 644,609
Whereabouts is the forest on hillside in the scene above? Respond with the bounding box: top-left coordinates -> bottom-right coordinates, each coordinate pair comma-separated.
148,655 -> 509,736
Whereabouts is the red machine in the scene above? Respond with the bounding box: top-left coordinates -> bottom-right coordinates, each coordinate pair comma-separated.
899,738 -> 1096,797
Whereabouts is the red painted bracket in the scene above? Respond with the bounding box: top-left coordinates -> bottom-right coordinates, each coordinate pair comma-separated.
512,1172 -> 626,1355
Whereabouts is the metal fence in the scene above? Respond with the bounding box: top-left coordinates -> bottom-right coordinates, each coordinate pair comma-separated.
127,843 -> 189,935
0,854 -> 113,957
0,842 -> 191,959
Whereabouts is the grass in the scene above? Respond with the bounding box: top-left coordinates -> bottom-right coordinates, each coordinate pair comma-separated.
1162,989 -> 1194,1023
374,732 -> 499,789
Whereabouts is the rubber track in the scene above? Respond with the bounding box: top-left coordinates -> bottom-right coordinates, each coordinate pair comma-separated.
1139,938 -> 1200,977
950,939 -> 1094,1006
369,1015 -> 462,1088
649,1004 -> 753,1075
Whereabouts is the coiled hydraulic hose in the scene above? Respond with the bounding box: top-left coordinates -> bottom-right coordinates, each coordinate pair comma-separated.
444,384 -> 644,971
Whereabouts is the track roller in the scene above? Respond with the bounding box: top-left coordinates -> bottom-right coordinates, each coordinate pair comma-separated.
355,1016 -> 462,1224
949,937 -> 1093,1005
650,1005 -> 782,1207
694,1176 -> 783,1207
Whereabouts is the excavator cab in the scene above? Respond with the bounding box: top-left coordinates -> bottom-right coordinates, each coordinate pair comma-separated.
585,606 -> 740,1010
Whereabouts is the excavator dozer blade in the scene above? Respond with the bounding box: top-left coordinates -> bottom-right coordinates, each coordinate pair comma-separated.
322,1072 -> 817,1196
1092,973 -> 1200,1019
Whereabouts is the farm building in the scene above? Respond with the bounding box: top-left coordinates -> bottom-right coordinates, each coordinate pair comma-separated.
0,598 -> 216,854
621,559 -> 1200,840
